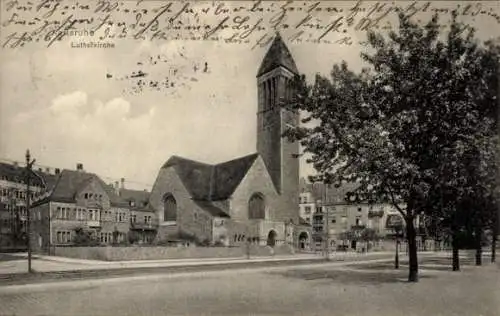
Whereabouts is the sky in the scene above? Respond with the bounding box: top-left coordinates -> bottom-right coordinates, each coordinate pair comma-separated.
0,0 -> 499,190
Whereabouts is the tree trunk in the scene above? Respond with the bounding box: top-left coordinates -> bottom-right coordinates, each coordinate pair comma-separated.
452,232 -> 460,271
475,226 -> 482,266
406,218 -> 418,282
492,214 -> 498,263
492,235 -> 496,263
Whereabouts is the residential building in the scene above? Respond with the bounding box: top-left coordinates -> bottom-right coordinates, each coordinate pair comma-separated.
118,183 -> 157,244
31,164 -> 131,253
299,191 -> 315,225
0,161 -> 56,250
298,178 -> 423,251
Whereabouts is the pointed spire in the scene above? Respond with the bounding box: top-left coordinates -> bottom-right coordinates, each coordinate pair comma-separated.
257,33 -> 298,77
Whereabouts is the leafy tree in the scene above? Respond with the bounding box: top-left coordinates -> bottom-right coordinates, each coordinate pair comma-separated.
285,12 -> 499,282
73,227 -> 95,246
420,33 -> 499,268
127,230 -> 140,244
359,228 -> 379,242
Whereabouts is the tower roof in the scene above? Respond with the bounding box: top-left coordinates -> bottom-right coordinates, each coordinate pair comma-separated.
257,33 -> 298,77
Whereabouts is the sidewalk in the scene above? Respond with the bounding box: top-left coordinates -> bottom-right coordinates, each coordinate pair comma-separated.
0,251 -> 399,275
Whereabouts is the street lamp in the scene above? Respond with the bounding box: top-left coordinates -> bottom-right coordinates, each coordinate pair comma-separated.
25,149 -> 36,273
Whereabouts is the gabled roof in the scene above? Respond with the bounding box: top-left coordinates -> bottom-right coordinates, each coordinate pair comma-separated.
326,182 -> 361,204
36,172 -> 58,191
307,181 -> 360,205
193,200 -> 229,218
119,188 -> 150,210
161,153 -> 259,201
257,33 -> 298,77
38,170 -> 128,207
0,162 -> 45,187
211,154 -> 260,200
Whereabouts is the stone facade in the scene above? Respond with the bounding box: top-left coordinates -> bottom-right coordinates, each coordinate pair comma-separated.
30,168 -> 136,254
150,167 -> 215,244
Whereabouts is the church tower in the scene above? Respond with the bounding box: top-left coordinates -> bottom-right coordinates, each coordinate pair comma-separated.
256,33 -> 300,223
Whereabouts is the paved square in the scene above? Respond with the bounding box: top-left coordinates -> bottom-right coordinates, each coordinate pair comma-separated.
0,255 -> 498,316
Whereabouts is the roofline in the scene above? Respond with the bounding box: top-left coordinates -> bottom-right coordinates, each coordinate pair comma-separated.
256,64 -> 299,78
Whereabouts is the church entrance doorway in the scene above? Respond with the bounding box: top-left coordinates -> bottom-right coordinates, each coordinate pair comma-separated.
267,230 -> 277,247
299,232 -> 308,250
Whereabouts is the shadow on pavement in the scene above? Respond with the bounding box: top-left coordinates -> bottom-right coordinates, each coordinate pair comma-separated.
344,256 -> 488,272
0,254 -> 23,262
271,268 -> 434,285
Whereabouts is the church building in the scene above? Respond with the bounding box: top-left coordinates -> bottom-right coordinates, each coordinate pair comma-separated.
149,34 -> 310,248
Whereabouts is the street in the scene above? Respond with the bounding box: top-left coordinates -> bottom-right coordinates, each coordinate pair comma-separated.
0,255 -> 498,316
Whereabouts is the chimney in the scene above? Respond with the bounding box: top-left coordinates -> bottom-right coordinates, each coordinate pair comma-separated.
55,168 -> 60,175
76,163 -> 83,171
38,168 -> 43,172
13,161 -> 18,167
114,181 -> 120,195
120,178 -> 125,189
45,167 -> 50,174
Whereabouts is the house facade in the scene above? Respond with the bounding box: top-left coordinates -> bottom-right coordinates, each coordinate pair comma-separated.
298,179 -> 419,251
0,162 -> 55,250
31,165 -> 131,253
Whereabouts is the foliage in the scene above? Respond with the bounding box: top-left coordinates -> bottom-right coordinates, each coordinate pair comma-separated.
284,11 -> 499,281
72,227 -> 99,246
359,228 -> 381,242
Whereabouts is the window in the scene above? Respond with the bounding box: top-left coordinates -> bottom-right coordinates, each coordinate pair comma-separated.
129,200 -> 135,207
358,207 -> 362,212
163,194 -> 177,221
355,217 -> 361,226
194,212 -> 198,221
331,217 -> 336,224
305,206 -> 311,214
56,231 -> 71,243
131,215 -> 136,223
84,193 -> 88,199
248,193 -> 265,219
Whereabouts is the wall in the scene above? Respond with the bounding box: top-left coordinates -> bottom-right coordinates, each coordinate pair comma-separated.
52,244 -> 293,261
149,167 -> 213,243
31,203 -> 50,253
231,157 -> 280,221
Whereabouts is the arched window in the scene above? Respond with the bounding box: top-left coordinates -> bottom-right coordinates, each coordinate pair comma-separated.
248,193 -> 265,219
163,194 -> 177,222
